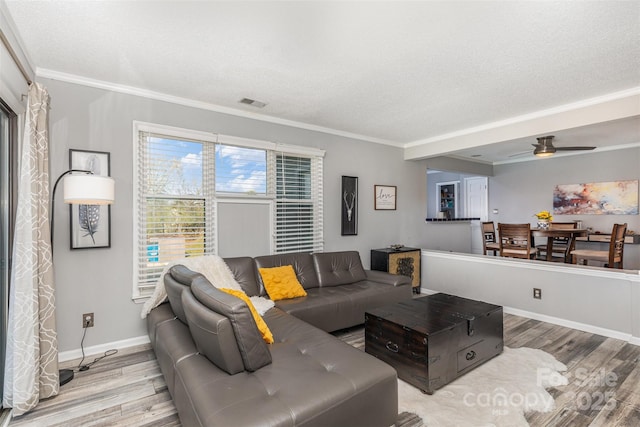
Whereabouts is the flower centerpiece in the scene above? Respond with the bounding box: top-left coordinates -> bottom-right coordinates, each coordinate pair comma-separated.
534,210 -> 553,229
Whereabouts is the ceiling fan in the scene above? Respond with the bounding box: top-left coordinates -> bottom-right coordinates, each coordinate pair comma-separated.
532,135 -> 596,157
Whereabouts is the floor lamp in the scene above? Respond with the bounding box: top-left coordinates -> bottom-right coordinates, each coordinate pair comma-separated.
51,169 -> 115,385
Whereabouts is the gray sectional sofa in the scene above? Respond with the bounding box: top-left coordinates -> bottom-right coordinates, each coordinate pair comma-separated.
147,250 -> 413,427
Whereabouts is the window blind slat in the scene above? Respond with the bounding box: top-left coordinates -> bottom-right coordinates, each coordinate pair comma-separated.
274,154 -> 323,254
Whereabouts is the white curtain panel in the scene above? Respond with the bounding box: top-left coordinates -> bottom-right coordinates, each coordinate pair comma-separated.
3,83 -> 59,415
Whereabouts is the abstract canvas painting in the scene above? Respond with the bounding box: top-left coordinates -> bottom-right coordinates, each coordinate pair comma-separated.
553,180 -> 638,215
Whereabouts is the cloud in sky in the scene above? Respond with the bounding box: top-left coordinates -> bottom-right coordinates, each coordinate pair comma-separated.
181,152 -> 201,167
216,169 -> 267,193
150,139 -> 268,194
216,144 -> 267,194
216,144 -> 266,163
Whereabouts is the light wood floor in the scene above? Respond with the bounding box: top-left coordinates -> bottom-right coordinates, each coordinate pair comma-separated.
8,313 -> 640,427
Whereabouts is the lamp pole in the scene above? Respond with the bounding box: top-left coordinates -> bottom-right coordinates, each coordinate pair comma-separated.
50,168 -> 91,386
48,168 -> 114,386
50,169 -> 91,250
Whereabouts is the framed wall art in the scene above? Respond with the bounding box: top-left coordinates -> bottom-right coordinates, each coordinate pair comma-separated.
374,185 -> 396,210
341,176 -> 358,235
553,180 -> 638,215
69,149 -> 111,249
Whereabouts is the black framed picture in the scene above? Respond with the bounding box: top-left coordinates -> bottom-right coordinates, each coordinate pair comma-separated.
341,176 -> 358,235
69,149 -> 111,249
374,185 -> 397,210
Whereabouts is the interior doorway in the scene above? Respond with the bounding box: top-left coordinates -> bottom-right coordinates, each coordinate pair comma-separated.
465,176 -> 489,254
464,176 -> 488,220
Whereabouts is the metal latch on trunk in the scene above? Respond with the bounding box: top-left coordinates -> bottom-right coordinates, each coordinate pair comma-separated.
449,312 -> 475,336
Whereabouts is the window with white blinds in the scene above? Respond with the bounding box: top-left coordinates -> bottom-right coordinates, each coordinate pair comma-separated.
134,126 -> 216,298
274,154 -> 323,253
133,122 -> 325,300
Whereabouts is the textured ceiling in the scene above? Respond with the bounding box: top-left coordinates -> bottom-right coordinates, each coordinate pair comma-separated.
5,1 -> 640,162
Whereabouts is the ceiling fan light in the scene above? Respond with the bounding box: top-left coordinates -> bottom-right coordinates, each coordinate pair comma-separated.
534,151 -> 554,158
533,142 -> 556,157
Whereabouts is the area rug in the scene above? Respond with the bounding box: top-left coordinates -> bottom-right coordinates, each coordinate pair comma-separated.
397,346 -> 568,426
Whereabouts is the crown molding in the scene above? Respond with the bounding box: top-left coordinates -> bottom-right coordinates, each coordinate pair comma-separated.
405,88 -> 640,161
36,68 -> 403,148
404,87 -> 640,149
33,67 -> 639,158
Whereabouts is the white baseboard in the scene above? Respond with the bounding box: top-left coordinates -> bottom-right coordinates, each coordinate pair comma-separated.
420,287 -> 638,346
59,335 -> 151,363
502,306 -> 634,343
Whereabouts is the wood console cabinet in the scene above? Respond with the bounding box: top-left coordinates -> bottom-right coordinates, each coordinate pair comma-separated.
371,247 -> 421,294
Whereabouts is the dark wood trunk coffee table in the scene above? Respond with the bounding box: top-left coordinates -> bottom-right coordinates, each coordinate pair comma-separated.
365,293 -> 503,394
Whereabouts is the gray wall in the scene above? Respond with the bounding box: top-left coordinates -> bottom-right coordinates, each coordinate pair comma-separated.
489,148 -> 640,269
43,78 -> 428,352
40,76 -> 640,353
420,148 -> 640,269
422,250 -> 640,343
423,156 -> 493,176
422,222 -> 474,253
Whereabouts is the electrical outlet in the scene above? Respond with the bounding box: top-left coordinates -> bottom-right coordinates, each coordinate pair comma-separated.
533,288 -> 542,299
83,312 -> 94,328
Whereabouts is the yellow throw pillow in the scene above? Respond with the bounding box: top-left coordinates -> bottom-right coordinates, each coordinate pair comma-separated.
220,288 -> 274,344
259,265 -> 308,301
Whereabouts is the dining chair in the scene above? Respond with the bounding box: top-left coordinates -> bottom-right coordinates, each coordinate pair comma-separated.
481,221 -> 500,256
535,222 -> 577,263
498,223 -> 537,259
570,223 -> 627,269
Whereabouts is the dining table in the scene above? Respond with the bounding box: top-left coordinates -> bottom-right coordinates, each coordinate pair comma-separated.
530,228 -> 589,262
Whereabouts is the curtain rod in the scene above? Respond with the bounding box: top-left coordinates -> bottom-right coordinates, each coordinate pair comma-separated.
0,27 -> 33,86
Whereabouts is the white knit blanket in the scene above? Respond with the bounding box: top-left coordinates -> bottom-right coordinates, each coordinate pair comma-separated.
140,255 -> 274,318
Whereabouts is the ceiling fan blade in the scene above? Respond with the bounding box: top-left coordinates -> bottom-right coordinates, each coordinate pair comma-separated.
554,146 -> 596,151
530,135 -> 596,157
508,150 -> 532,158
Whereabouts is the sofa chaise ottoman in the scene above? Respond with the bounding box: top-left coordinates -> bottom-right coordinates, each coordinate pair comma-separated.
147,250 -> 413,426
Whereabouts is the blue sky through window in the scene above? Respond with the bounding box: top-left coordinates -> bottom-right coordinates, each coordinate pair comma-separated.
148,137 -> 202,196
215,144 -> 266,194
147,138 -> 267,195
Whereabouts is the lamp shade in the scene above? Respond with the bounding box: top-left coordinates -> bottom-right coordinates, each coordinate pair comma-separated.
63,174 -> 115,205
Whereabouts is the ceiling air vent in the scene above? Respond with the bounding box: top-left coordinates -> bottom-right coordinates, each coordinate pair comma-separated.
239,98 -> 267,108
